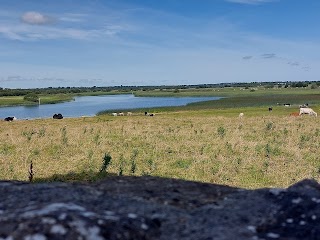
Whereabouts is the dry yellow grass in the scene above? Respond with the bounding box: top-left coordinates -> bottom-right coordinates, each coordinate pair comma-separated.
0,111 -> 319,189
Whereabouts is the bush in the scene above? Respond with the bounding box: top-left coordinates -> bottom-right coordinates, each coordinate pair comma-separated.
100,153 -> 112,173
217,126 -> 226,138
24,93 -> 39,102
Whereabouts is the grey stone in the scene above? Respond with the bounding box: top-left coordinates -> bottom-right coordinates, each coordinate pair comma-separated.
0,176 -> 319,239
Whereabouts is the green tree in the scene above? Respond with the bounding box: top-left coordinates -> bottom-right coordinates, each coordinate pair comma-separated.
23,93 -> 39,102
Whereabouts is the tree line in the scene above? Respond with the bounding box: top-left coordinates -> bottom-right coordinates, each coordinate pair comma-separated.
0,81 -> 319,97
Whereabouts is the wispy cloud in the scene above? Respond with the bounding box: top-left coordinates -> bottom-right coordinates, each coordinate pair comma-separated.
261,53 -> 276,59
0,24 -> 103,41
243,56 -> 253,60
287,61 -> 300,66
0,10 -> 126,41
59,13 -> 88,23
225,0 -> 274,4
242,52 -> 311,72
21,11 -> 54,25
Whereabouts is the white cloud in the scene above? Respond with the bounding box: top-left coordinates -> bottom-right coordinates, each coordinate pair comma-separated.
21,11 -> 53,25
0,22 -> 122,41
225,0 -> 274,4
59,13 -> 88,23
0,10 -> 127,42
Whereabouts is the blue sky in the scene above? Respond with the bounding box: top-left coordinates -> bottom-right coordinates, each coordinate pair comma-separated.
0,0 -> 319,88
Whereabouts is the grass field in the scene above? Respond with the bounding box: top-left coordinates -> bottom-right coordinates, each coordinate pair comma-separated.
0,105 -> 319,189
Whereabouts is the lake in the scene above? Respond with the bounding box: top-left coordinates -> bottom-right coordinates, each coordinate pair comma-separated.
0,94 -> 221,119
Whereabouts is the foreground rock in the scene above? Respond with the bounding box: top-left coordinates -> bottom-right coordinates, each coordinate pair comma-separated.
0,176 -> 319,239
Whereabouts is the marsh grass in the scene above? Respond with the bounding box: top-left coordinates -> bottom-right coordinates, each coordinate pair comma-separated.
0,108 -> 319,188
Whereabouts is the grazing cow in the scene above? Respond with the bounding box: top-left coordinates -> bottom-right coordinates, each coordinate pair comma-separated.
118,112 -> 124,116
127,112 -> 133,116
145,112 -> 148,116
299,103 -> 309,108
268,107 -> 273,111
53,113 -> 63,119
239,113 -> 244,118
299,107 -> 317,117
290,112 -> 300,117
4,116 -> 16,121
112,113 -> 117,116
149,113 -> 154,116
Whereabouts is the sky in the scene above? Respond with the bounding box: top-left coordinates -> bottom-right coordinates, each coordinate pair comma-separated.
0,0 -> 319,88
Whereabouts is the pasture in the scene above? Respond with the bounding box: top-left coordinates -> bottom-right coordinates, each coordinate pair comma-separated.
0,105 -> 319,189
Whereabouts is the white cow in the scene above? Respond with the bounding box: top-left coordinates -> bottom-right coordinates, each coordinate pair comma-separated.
299,107 -> 317,117
239,113 -> 244,118
112,113 -> 118,116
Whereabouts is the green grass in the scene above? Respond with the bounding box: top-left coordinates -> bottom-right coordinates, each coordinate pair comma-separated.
0,108 -> 319,189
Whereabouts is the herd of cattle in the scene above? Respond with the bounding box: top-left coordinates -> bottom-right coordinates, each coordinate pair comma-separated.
239,104 -> 318,118
2,104 -> 318,121
111,111 -> 155,116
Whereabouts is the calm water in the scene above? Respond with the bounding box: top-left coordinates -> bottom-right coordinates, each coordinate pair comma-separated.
0,94 -> 220,119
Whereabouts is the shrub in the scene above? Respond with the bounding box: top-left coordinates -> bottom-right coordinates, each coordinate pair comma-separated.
24,93 -> 39,102
100,153 -> 112,173
217,126 -> 226,138
266,122 -> 273,130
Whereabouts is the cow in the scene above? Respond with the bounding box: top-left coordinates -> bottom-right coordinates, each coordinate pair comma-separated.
4,116 -> 16,121
299,107 -> 317,117
239,113 -> 244,118
53,113 -> 63,119
118,112 -> 124,116
127,112 -> 133,116
284,104 -> 291,107
268,107 -> 273,111
111,113 -> 117,116
145,111 -> 154,116
299,103 -> 309,108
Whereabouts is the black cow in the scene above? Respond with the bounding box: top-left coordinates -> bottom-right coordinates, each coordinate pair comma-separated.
4,116 -> 16,121
268,107 -> 273,111
53,113 -> 63,119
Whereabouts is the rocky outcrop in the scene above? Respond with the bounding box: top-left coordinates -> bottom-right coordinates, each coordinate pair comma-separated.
0,176 -> 319,239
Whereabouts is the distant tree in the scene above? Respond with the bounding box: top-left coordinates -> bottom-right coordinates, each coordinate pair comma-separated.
265,84 -> 274,89
292,82 -> 308,88
311,83 -> 318,89
173,88 -> 180,93
24,93 -> 39,102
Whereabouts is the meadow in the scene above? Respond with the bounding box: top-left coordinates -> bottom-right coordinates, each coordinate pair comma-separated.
0,104 -> 319,189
